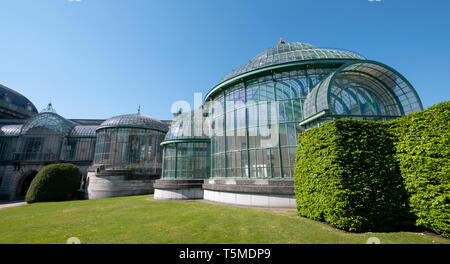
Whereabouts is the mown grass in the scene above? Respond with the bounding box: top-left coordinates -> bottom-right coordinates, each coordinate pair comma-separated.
0,195 -> 448,244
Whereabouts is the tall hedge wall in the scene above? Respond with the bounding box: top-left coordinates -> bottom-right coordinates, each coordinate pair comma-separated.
387,101 -> 449,237
295,119 -> 410,232
26,163 -> 81,203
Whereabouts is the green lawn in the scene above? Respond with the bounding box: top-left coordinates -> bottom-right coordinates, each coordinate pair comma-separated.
0,195 -> 447,244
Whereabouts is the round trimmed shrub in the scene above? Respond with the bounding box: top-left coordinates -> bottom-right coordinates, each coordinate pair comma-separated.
25,163 -> 81,203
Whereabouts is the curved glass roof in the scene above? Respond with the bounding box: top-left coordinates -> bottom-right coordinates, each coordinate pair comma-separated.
303,61 -> 423,121
98,114 -> 169,132
69,125 -> 97,137
21,112 -> 77,135
220,42 -> 365,83
163,108 -> 210,143
0,84 -> 38,113
0,124 -> 23,136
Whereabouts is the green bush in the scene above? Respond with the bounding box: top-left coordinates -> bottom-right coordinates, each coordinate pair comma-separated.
387,101 -> 450,237
25,163 -> 81,203
294,119 -> 410,232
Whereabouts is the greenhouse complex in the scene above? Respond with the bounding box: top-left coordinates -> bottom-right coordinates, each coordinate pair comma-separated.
0,40 -> 423,207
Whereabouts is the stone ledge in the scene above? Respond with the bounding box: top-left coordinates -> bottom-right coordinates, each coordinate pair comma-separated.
154,179 -> 204,190
202,179 -> 294,195
203,190 -> 296,208
88,167 -> 160,180
154,188 -> 203,200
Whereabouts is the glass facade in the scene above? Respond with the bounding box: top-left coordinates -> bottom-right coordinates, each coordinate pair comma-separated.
93,127 -> 166,174
61,137 -> 96,162
61,126 -> 97,162
209,66 -> 339,179
0,125 -> 21,161
14,131 -> 64,161
0,136 -> 19,161
161,108 -> 211,179
162,141 -> 210,179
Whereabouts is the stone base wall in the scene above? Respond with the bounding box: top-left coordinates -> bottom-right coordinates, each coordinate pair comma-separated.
203,190 -> 296,208
86,167 -> 158,199
154,188 -> 204,200
202,179 -> 296,208
154,179 -> 205,200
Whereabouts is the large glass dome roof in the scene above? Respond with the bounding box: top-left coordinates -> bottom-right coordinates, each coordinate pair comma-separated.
97,114 -> 169,132
0,84 -> 38,114
220,42 -> 365,83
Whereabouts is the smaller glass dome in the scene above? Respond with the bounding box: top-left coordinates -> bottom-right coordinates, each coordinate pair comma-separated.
97,114 -> 169,132
163,108 -> 210,142
161,108 -> 210,179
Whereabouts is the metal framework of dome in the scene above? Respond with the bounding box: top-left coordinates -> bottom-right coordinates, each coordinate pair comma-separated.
220,42 -> 365,83
20,112 -> 77,134
302,61 -> 423,123
97,114 -> 168,132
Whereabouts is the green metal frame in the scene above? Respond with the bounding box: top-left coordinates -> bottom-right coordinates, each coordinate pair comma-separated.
96,125 -> 168,134
337,70 -> 405,115
161,140 -> 211,179
325,60 -> 423,112
160,138 -> 211,146
205,59 -> 357,101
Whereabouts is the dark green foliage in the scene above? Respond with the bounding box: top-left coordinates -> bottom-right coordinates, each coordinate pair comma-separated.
387,101 -> 450,238
295,119 -> 410,232
25,163 -> 81,203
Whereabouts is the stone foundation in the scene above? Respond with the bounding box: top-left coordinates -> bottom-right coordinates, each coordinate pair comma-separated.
154,179 -> 204,200
202,179 -> 296,208
86,165 -> 158,199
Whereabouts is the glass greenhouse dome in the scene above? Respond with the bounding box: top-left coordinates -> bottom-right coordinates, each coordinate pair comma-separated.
161,108 -> 210,179
204,41 -> 423,180
93,114 -> 168,174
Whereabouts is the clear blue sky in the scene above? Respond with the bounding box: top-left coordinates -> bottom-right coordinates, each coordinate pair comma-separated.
0,0 -> 449,120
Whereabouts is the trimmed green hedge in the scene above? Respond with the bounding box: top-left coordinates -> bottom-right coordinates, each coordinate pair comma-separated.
295,101 -> 449,237
25,163 -> 81,203
387,101 -> 450,238
295,119 -> 410,232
